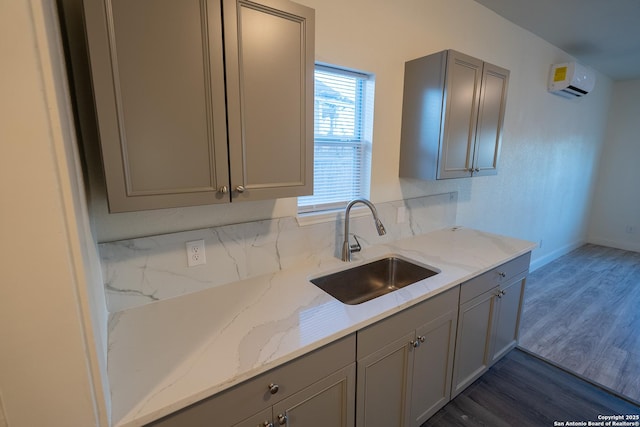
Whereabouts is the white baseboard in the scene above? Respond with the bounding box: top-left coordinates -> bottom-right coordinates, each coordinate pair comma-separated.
529,237 -> 640,273
586,237 -> 640,254
529,240 -> 585,272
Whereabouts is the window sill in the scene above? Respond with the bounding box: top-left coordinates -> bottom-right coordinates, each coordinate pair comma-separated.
296,206 -> 371,227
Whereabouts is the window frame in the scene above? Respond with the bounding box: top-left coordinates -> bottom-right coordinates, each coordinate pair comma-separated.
297,63 -> 374,215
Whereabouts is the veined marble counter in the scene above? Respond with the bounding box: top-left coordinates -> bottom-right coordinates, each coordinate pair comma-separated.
108,227 -> 536,426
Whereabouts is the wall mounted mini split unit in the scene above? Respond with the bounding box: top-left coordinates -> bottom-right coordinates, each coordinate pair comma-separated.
548,62 -> 596,98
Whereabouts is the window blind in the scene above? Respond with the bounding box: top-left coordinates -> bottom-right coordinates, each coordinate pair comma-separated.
298,65 -> 371,213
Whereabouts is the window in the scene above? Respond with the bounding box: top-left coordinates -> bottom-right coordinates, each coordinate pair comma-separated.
298,64 -> 374,214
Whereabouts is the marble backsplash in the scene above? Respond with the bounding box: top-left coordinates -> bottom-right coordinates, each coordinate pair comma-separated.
99,192 -> 457,312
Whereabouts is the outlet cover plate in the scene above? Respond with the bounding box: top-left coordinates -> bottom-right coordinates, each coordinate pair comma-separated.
186,240 -> 206,267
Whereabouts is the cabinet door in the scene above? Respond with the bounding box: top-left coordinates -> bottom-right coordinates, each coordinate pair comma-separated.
356,332 -> 414,427
224,0 -> 314,201
490,274 -> 526,364
438,51 -> 483,179
451,289 -> 496,397
472,62 -> 509,177
410,310 -> 457,426
234,408 -> 273,427
84,0 -> 230,212
273,364 -> 355,427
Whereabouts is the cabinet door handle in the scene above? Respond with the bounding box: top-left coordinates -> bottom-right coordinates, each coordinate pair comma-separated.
235,185 -> 246,193
262,422 -> 274,427
217,185 -> 228,194
410,339 -> 421,348
277,414 -> 287,425
418,335 -> 426,343
498,271 -> 506,278
474,168 -> 480,172
268,383 -> 279,394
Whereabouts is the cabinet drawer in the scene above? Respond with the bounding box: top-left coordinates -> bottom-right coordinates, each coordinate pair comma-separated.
460,253 -> 530,304
496,252 -> 531,284
148,334 -> 356,426
357,286 -> 459,358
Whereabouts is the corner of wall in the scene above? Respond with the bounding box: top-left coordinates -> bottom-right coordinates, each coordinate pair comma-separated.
30,0 -> 111,423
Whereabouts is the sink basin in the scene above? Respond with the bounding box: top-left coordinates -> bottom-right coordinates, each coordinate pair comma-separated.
310,256 -> 439,305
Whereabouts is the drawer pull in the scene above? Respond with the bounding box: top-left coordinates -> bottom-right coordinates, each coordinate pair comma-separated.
498,271 -> 506,278
277,414 -> 287,425
268,383 -> 279,394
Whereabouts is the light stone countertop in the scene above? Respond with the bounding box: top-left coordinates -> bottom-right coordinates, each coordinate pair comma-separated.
108,226 -> 536,427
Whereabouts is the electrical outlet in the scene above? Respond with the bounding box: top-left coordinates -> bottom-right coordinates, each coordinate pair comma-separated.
186,240 -> 206,267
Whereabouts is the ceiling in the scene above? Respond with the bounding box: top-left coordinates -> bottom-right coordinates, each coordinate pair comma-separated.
472,0 -> 640,81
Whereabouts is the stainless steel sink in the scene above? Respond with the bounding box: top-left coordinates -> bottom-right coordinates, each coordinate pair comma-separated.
310,256 -> 439,305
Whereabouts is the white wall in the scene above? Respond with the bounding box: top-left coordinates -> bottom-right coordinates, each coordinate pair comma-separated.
84,0 -> 613,269
588,79 -> 640,252
0,1 -> 108,426
299,0 -> 614,271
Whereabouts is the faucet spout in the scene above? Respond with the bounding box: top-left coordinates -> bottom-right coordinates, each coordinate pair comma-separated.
342,199 -> 386,262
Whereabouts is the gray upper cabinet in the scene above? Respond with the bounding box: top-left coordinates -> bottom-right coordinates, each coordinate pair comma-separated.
83,0 -> 314,212
399,50 -> 509,180
473,62 -> 509,176
224,0 -> 314,201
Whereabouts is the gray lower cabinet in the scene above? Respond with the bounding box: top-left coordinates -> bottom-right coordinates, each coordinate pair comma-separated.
489,273 -> 527,364
399,49 -> 509,180
146,335 -> 355,427
356,287 -> 459,427
356,331 -> 415,427
83,0 -> 313,212
143,253 -> 531,426
451,284 -> 495,397
451,252 -> 530,397
235,365 -> 355,427
410,311 -> 460,424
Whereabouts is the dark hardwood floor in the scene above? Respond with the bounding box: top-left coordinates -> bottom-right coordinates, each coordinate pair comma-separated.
423,348 -> 640,427
519,244 -> 640,404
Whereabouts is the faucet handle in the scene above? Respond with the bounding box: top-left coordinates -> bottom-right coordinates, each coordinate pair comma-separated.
350,234 -> 362,253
